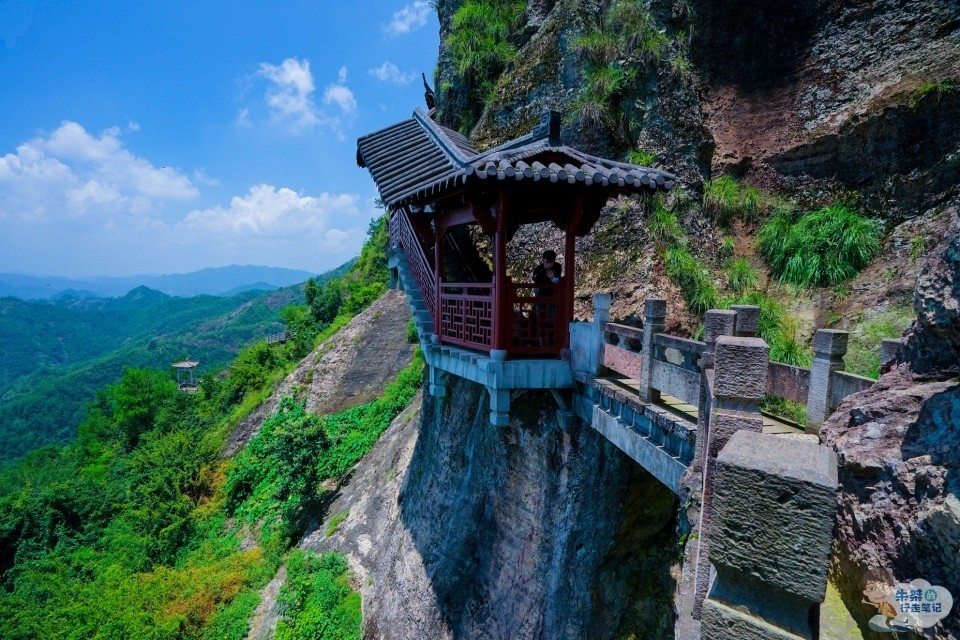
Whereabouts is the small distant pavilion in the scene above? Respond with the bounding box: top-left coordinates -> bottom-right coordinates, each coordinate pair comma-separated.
171,360 -> 199,389
358,108 -> 675,360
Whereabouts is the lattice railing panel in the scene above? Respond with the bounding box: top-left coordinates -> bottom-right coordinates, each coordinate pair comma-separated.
506,281 -> 567,356
440,283 -> 494,350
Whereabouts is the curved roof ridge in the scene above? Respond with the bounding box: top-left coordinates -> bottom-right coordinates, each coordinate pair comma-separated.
412,107 -> 475,167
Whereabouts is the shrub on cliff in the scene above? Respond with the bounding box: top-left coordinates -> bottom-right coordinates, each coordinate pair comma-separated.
447,0 -> 526,131
758,205 -> 881,287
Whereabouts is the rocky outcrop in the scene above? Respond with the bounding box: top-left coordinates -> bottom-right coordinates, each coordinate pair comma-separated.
221,290 -> 413,456
309,378 -> 680,640
904,215 -> 960,377
695,0 -> 960,215
821,367 -> 959,639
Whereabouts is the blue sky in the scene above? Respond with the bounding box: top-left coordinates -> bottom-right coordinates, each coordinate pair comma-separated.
0,0 -> 439,277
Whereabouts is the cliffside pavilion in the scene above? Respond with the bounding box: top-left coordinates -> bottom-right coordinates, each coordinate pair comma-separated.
358,108 -> 675,361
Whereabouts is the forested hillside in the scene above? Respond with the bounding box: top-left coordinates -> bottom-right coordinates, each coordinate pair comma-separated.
0,264 -> 352,461
0,215 -> 414,639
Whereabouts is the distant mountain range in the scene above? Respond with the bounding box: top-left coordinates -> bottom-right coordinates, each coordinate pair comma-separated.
0,265 -> 321,300
0,259 -> 354,460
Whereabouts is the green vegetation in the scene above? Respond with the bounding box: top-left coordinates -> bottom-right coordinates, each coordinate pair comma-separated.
275,551 -> 361,640
761,396 -> 807,427
326,511 -> 349,537
758,205 -> 882,287
717,291 -> 812,367
844,304 -> 914,379
644,191 -> 813,364
644,197 -> 717,316
910,80 -> 954,107
0,263 -> 355,462
572,0 -> 670,145
665,246 -> 717,315
0,215 -> 415,638
910,236 -> 927,262
447,0 -> 527,132
703,175 -> 768,226
226,349 -> 423,556
726,258 -> 759,296
627,149 -> 657,167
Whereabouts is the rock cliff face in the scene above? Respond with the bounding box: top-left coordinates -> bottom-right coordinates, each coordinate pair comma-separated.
821,219 -> 960,640
311,378 -> 679,639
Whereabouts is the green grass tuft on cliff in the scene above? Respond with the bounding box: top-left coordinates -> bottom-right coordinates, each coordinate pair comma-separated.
447,0 -> 526,133
758,205 -> 882,288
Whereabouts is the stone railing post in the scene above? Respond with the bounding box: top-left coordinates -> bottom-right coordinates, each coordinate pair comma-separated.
695,310 -> 737,473
638,298 -> 666,403
806,329 -> 848,434
729,304 -> 760,337
569,293 -> 610,376
702,431 -> 837,640
701,310 -> 737,369
880,337 -> 903,372
694,335 -> 769,617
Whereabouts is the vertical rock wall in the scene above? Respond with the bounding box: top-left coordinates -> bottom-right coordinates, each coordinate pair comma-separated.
385,377 -> 679,639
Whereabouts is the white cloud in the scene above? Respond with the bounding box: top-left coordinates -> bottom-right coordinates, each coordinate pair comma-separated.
192,168 -> 221,187
0,121 -> 198,224
258,58 -> 321,130
176,184 -> 360,245
384,1 -> 431,36
370,61 -> 416,85
323,67 -> 357,115
0,122 -> 377,276
235,107 -> 252,127
249,59 -> 356,136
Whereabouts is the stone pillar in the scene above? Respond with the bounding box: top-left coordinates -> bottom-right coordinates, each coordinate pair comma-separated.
638,298 -> 666,403
428,365 -> 447,400
702,431 -> 837,640
389,267 -> 399,290
488,387 -> 511,427
593,293 -> 611,372
695,309 -> 737,476
805,329 -> 848,434
730,304 -> 760,337
880,338 -> 903,371
701,310 -> 737,369
694,335 -> 769,618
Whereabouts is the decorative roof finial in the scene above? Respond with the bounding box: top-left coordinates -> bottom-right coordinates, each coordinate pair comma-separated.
423,73 -> 436,110
532,110 -> 561,144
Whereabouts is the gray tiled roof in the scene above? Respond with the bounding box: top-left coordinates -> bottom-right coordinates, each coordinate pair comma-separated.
357,108 -> 676,209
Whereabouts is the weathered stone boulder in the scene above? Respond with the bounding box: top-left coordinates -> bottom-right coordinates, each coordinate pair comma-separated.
821,368 -> 960,639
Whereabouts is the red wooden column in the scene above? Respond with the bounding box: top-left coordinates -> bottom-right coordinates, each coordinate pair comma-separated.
492,190 -> 509,353
434,219 -> 443,337
562,193 -> 584,349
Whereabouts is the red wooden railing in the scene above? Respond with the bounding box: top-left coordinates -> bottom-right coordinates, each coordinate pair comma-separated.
392,210 -> 438,322
504,280 -> 568,356
440,282 -> 494,350
391,210 -> 568,358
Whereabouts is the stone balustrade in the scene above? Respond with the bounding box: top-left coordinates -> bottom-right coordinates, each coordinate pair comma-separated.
701,431 -> 837,640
